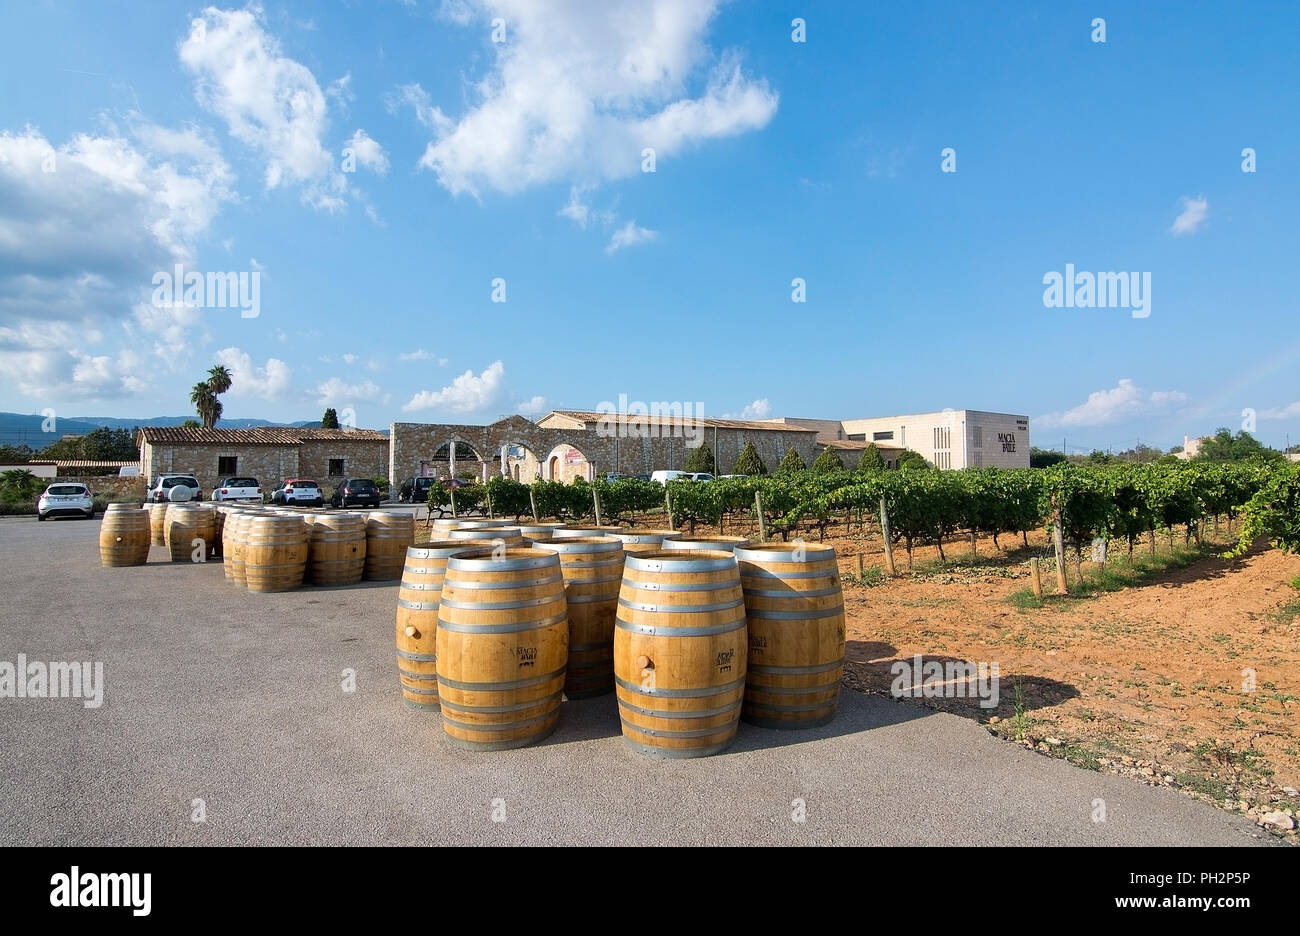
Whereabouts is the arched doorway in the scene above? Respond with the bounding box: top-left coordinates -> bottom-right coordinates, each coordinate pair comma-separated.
495,440 -> 542,483
544,443 -> 591,483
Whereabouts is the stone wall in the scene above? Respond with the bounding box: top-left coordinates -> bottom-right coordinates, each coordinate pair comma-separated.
298,440 -> 390,483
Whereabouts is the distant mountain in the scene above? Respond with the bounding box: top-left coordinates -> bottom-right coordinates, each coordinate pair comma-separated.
0,412 -> 325,448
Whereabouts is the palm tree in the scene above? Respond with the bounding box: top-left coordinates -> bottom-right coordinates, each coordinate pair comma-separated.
207,365 -> 233,396
190,382 -> 220,429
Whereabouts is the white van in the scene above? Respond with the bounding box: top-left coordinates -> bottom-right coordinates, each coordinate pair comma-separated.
650,470 -> 692,485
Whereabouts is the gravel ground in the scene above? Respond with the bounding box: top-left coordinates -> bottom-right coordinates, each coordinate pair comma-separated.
0,513 -> 1277,846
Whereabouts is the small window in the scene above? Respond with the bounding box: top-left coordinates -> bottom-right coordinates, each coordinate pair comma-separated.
218,456 -> 237,475
872,431 -> 894,441
328,458 -> 345,476
973,427 -> 983,448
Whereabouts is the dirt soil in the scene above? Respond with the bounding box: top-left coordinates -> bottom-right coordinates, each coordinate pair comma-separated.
613,510 -> 1300,841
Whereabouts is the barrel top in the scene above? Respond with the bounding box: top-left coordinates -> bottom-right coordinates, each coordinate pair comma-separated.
449,526 -> 522,537
624,549 -> 738,572
734,542 -> 837,563
446,546 -> 561,572
606,529 -> 679,542
660,536 -> 750,551
368,511 -> 414,522
407,540 -> 477,557
528,535 -> 622,549
552,526 -> 627,536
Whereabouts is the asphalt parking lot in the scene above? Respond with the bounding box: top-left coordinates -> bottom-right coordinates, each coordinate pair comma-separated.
0,512 -> 1276,846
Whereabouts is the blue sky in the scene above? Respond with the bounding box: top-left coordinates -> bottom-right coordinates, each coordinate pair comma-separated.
1,0 -> 1297,454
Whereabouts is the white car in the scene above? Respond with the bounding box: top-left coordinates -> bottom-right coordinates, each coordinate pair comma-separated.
38,483 -> 95,520
211,476 -> 264,502
650,470 -> 693,485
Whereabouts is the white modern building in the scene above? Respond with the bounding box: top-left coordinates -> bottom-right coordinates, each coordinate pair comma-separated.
837,409 -> 1029,469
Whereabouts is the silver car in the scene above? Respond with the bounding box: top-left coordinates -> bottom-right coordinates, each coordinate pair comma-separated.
38,482 -> 95,520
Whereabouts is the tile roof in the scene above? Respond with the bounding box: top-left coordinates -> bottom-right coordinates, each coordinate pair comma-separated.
547,410 -> 817,433
137,426 -> 388,445
822,439 -> 907,451
27,460 -> 141,468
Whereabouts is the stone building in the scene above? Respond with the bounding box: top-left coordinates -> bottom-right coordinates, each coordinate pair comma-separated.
838,410 -> 1030,469
137,426 -> 390,493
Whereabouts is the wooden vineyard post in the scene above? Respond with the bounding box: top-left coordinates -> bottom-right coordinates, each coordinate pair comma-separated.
593,486 -> 603,527
486,488 -> 494,520
1052,519 -> 1068,594
879,496 -> 896,576
450,487 -> 458,520
665,488 -> 675,531
1029,558 -> 1043,598
970,528 -> 978,557
529,487 -> 539,523
855,553 -> 865,578
754,491 -> 767,542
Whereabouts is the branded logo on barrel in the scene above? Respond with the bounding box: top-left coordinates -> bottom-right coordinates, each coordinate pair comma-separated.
50,867 -> 151,916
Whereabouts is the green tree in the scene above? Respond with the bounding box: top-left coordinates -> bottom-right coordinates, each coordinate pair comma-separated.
857,443 -> 885,471
0,468 -> 41,502
322,408 -> 340,429
733,441 -> 767,476
811,446 -> 844,473
897,450 -> 930,470
684,442 -> 715,474
1030,446 -> 1066,468
0,443 -> 34,463
207,364 -> 233,396
775,448 -> 806,474
181,419 -> 201,429
1196,428 -> 1279,463
190,364 -> 234,428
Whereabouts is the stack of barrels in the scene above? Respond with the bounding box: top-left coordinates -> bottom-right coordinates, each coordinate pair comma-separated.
364,512 -> 415,581
164,503 -> 218,563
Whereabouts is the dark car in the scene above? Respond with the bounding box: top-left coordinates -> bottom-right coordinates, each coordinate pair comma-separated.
332,478 -> 381,508
398,476 -> 438,503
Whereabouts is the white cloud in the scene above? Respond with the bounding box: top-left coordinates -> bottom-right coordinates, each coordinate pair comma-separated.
722,398 -> 772,420
316,376 -> 389,406
179,6 -> 348,210
0,123 -> 236,395
1170,195 -> 1209,237
437,0 -> 475,25
345,129 -> 389,175
326,73 -> 355,109
409,1 -> 778,197
1259,401 -> 1300,420
516,395 -> 547,416
403,360 -> 505,413
213,347 -> 292,401
438,357 -> 449,366
606,220 -> 657,253
385,83 -> 452,134
1037,379 -> 1188,428
400,349 -> 432,361
249,257 -> 265,271
342,353 -> 359,365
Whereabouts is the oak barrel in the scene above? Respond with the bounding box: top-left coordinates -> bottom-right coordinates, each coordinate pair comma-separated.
614,550 -> 747,758
394,541 -> 469,709
308,512 -> 367,585
659,535 -> 750,553
145,502 -> 170,546
243,514 -> 309,592
604,529 -> 681,554
517,523 -> 569,536
364,512 -> 415,581
530,536 -> 625,698
734,542 -> 846,729
447,526 -> 526,547
552,525 -> 626,538
436,547 -> 568,750
164,503 -> 217,563
98,507 -> 151,567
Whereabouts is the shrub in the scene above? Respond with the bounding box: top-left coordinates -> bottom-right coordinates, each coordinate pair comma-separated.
733,441 -> 768,476
857,443 -> 886,471
775,448 -> 806,474
812,447 -> 845,473
684,442 -> 716,474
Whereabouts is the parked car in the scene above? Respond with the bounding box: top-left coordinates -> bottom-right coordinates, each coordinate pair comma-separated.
690,472 -> 716,482
271,479 -> 324,507
442,478 -> 474,490
631,473 -> 652,482
211,477 -> 264,502
602,472 -> 627,482
398,477 -> 439,503
331,478 -> 381,508
650,470 -> 692,485
37,482 -> 94,520
148,473 -> 201,503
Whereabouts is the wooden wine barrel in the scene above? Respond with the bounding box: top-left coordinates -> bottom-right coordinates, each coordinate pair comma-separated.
436,547 -> 568,750
552,525 -> 626,538
308,512 -> 367,585
517,522 -> 569,537
604,529 -> 681,554
659,535 -> 751,553
243,515 -> 309,592
164,504 -> 217,563
145,502 -> 170,546
454,519 -> 513,529
447,526 -> 526,547
98,507 -> 151,567
364,512 -> 415,581
431,518 -> 460,534
223,510 -> 252,585
395,541 -> 470,710
614,550 -> 747,758
734,543 -> 846,729
529,536 -> 625,698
